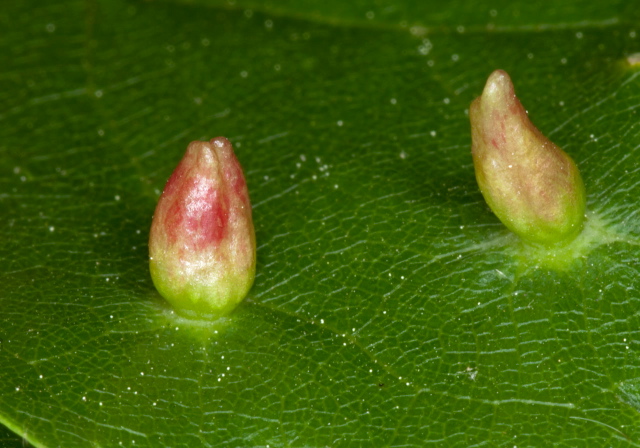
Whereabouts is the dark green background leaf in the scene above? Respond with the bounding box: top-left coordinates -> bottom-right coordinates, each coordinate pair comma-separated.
2,0 -> 640,446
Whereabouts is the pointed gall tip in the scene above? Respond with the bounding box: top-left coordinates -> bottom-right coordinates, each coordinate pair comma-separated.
484,69 -> 510,95
211,136 -> 231,148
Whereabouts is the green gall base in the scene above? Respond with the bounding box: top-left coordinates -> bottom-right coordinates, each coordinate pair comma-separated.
510,212 -> 624,272
150,258 -> 255,319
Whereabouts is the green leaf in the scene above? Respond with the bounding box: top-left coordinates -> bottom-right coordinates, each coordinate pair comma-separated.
2,0 -> 640,446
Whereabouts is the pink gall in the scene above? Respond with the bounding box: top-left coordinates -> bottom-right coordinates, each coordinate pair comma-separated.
470,70 -> 586,245
149,137 -> 255,318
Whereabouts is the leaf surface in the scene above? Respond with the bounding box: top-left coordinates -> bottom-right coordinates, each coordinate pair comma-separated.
2,0 -> 640,446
